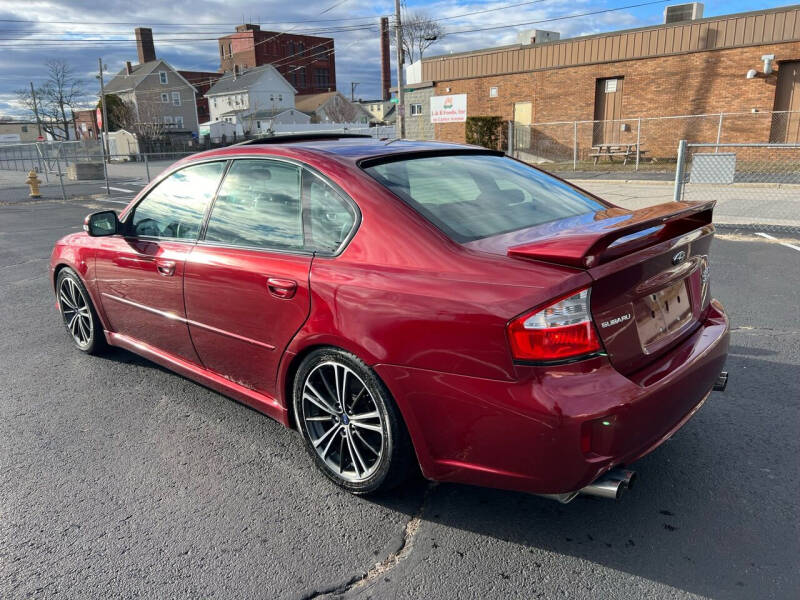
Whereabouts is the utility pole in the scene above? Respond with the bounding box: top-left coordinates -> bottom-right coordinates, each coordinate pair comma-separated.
394,0 -> 405,139
350,82 -> 360,102
97,58 -> 110,160
29,82 -> 42,138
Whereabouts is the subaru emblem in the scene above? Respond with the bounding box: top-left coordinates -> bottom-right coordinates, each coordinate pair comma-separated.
672,250 -> 687,265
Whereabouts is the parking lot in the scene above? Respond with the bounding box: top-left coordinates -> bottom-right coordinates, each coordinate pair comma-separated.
1,196 -> 798,599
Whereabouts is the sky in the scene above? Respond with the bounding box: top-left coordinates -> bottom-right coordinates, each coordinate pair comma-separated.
0,0 -> 791,118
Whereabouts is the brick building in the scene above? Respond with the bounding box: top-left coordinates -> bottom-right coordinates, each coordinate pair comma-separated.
407,5 -> 800,154
73,109 -> 99,140
178,71 -> 222,124
218,25 -> 336,94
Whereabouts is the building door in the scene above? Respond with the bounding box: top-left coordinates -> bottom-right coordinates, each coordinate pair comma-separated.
770,61 -> 800,143
513,102 -> 532,152
593,77 -> 624,145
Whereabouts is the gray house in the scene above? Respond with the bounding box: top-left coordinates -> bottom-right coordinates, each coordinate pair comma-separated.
104,59 -> 200,135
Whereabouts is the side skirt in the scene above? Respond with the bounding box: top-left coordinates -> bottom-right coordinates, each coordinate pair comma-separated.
105,331 -> 290,427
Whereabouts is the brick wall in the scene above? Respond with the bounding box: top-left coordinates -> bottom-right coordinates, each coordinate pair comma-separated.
433,41 -> 800,156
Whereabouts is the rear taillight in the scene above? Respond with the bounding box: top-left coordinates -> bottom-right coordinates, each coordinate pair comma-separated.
507,288 -> 602,362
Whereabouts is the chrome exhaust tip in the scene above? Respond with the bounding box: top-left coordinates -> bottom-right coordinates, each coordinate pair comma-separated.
579,468 -> 637,500
713,371 -> 728,392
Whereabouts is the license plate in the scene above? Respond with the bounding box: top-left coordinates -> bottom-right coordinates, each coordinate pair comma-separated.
635,280 -> 693,352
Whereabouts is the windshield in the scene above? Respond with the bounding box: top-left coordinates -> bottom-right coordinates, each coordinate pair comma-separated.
363,154 -> 605,243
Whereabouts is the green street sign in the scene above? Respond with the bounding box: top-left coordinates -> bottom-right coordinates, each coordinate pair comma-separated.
390,98 -> 399,104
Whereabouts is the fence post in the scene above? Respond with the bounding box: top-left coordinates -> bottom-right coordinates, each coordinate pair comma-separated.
55,154 -> 67,201
144,153 -> 151,183
635,118 -> 641,171
507,120 -> 514,157
715,113 -> 723,153
673,139 -> 687,203
573,121 -> 578,171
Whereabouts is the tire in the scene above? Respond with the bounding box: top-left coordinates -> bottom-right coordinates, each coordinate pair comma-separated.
293,348 -> 415,494
56,268 -> 107,355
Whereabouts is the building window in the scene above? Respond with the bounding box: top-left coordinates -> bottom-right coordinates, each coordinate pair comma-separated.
489,86 -> 498,98
256,120 -> 261,128
172,91 -> 181,106
298,42 -> 305,54
220,45 -> 224,60
315,68 -> 330,88
228,43 -> 232,57
159,71 -> 168,84
297,68 -> 306,88
605,78 -> 618,93
213,98 -> 217,108
164,116 -> 174,126
227,96 -> 232,106
288,41 -> 295,56
161,92 -> 169,103
22,125 -> 28,132
175,116 -> 184,129
410,103 -> 423,116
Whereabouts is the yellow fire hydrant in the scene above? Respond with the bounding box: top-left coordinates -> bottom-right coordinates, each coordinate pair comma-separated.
26,170 -> 42,198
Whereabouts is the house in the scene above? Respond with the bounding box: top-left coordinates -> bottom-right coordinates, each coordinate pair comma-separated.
240,108 -> 310,135
103,28 -> 200,135
205,64 -> 297,134
295,92 -> 372,124
355,99 -> 394,124
0,119 -> 41,143
217,24 -> 336,94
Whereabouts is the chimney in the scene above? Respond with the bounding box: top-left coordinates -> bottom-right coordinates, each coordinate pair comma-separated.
125,61 -> 133,75
380,17 -> 391,101
135,27 -> 156,64
235,24 -> 260,32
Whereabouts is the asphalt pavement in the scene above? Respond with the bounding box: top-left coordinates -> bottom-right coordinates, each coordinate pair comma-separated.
1,197 -> 798,599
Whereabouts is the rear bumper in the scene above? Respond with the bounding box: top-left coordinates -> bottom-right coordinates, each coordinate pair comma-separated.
375,299 -> 729,496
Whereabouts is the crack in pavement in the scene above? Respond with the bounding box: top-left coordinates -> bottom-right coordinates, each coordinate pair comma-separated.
300,482 -> 438,600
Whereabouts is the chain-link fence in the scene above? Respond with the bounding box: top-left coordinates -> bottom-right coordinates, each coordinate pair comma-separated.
676,142 -> 800,232
0,127 -> 397,204
511,111 -> 800,179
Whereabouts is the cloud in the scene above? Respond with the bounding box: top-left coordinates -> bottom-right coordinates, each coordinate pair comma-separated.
0,0 -> 698,118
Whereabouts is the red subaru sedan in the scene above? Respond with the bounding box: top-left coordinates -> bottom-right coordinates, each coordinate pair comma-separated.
50,135 -> 729,502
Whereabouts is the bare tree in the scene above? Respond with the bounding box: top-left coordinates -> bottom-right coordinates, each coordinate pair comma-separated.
323,94 -> 363,123
15,60 -> 86,140
391,11 -> 444,65
110,97 -> 165,141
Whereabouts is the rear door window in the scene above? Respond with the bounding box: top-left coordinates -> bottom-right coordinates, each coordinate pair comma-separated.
204,159 -> 304,250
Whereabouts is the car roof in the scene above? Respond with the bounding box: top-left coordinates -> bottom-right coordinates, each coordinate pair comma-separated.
189,137 -> 490,166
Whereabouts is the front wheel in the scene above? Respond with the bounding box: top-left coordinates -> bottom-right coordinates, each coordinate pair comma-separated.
293,348 -> 415,494
56,268 -> 106,355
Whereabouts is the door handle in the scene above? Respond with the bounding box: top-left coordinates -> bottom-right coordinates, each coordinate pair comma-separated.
155,260 -> 176,277
267,277 -> 297,299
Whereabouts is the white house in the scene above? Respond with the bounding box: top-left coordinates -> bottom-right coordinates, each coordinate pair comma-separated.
205,64 -> 296,132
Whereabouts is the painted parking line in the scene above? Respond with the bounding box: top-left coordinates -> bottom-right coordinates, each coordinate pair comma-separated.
755,232 -> 800,253
107,186 -> 135,193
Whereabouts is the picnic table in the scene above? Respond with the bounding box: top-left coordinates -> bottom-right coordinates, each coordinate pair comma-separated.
590,143 -> 648,165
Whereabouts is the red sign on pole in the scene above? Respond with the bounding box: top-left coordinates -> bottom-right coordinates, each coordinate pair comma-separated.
96,107 -> 103,130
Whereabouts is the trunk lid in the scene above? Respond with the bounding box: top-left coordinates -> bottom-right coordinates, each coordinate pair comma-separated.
496,201 -> 716,374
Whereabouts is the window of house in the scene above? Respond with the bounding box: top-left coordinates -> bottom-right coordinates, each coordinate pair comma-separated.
159,71 -> 168,84
175,116 -> 184,129
489,86 -> 498,98
227,96 -> 232,106
128,162 -> 226,240
228,43 -> 232,57
172,91 -> 181,106
220,45 -> 224,60
315,68 -> 330,88
213,98 -> 217,108
22,125 -> 28,132
161,92 -> 169,103
410,103 -> 423,116
204,159 -> 304,250
163,116 -> 174,126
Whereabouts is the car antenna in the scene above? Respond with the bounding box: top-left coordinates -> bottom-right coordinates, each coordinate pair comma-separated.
384,137 -> 403,146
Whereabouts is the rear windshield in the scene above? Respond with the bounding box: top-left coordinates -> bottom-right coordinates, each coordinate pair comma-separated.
363,154 -> 605,242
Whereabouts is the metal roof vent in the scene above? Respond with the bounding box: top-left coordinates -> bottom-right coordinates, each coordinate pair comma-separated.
664,3 -> 704,24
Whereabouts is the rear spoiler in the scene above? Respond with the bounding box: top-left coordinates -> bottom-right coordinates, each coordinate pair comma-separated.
507,201 -> 715,268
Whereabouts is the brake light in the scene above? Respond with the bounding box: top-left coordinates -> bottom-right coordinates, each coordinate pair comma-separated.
507,288 -> 602,362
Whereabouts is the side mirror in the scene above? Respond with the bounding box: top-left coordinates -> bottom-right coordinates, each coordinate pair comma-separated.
83,210 -> 119,237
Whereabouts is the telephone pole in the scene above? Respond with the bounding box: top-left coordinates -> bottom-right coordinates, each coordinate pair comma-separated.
394,0 -> 405,139
350,82 -> 360,102
29,82 -> 42,138
97,58 -> 110,159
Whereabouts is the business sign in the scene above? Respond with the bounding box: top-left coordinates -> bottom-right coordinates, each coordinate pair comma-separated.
0,133 -> 21,142
430,94 -> 467,123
